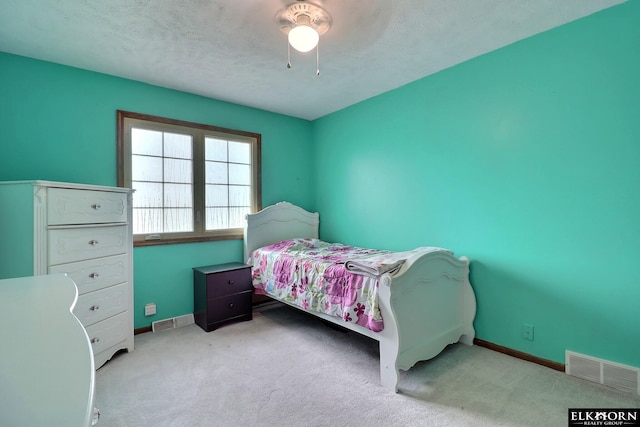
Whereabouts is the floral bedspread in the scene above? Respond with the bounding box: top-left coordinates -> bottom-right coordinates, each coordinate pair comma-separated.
248,238 -> 393,332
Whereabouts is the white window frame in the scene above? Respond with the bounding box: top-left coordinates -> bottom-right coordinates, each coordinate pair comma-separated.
117,110 -> 261,246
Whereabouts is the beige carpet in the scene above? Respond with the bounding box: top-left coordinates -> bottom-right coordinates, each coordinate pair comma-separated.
95,303 -> 639,427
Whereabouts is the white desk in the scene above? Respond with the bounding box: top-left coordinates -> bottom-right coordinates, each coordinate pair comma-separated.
0,274 -> 97,426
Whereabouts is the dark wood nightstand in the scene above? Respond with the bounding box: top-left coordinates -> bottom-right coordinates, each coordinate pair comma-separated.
193,262 -> 253,332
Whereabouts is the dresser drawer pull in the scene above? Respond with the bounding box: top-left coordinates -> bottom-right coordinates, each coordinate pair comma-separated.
91,204 -> 101,210
229,303 -> 235,309
228,280 -> 234,285
89,272 -> 100,279
88,239 -> 99,246
90,305 -> 100,311
91,337 -> 100,344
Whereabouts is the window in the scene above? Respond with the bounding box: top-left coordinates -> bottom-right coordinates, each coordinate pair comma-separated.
117,111 -> 261,246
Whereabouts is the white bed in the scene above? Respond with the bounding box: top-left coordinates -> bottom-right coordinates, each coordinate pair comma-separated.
244,202 -> 477,392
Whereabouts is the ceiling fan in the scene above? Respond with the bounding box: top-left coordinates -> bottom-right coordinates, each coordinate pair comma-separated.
275,1 -> 333,74
240,0 -> 391,75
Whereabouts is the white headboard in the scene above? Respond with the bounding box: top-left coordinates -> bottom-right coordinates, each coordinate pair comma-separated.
243,202 -> 319,262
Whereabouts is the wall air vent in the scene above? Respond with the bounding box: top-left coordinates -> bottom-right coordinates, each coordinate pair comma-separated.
152,314 -> 195,333
566,350 -> 639,396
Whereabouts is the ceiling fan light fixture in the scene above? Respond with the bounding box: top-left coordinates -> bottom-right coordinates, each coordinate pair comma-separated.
276,1 -> 332,74
288,17 -> 319,53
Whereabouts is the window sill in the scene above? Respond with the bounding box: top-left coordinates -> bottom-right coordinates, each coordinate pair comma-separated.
133,233 -> 243,247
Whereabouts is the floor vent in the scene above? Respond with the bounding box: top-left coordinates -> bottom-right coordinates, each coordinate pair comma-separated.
566,350 -> 639,396
152,314 -> 195,333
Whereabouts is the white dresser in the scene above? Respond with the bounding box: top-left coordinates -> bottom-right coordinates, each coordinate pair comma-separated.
0,180 -> 134,369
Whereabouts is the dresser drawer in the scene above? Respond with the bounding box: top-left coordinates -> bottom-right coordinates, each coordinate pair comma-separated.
207,292 -> 252,326
74,282 -> 128,327
206,268 -> 253,299
48,225 -> 128,265
48,188 -> 128,225
49,254 -> 128,295
85,311 -> 129,356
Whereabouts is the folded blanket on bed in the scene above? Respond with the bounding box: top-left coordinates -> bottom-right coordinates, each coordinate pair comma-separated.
345,246 -> 453,278
344,259 -> 405,278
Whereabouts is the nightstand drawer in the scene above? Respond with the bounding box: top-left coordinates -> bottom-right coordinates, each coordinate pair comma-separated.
206,269 -> 252,299
207,292 -> 252,325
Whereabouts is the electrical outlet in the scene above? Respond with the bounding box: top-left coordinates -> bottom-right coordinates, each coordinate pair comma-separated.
145,303 -> 156,316
522,323 -> 534,341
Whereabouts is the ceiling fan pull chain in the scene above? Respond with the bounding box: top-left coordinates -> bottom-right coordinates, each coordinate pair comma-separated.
287,41 -> 292,69
316,42 -> 320,76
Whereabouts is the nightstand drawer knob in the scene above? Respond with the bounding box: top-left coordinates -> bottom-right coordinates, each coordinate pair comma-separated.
89,272 -> 99,279
88,239 -> 99,246
90,305 -> 100,311
91,337 -> 100,344
229,303 -> 235,309
228,280 -> 234,285
91,203 -> 101,210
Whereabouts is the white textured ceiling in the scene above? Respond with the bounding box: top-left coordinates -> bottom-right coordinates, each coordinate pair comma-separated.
0,0 -> 626,120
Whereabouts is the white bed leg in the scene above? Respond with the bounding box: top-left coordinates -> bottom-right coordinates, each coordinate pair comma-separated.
377,276 -> 400,392
458,262 -> 477,347
458,331 -> 475,346
379,349 -> 399,392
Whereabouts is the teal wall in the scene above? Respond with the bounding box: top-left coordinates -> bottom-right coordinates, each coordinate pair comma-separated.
313,1 -> 639,367
0,53 -> 315,328
2,1 -> 638,368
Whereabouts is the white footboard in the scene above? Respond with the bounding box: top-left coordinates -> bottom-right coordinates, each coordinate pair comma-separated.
376,252 -> 476,392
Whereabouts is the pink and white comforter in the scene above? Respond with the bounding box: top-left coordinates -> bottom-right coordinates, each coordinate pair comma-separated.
249,238 -> 388,332
249,238 -> 451,332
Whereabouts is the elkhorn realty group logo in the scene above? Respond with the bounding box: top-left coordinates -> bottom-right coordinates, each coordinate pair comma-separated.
569,409 -> 640,426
